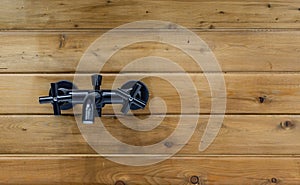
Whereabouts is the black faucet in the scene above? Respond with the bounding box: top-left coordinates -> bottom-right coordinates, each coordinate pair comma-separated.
39,74 -> 149,124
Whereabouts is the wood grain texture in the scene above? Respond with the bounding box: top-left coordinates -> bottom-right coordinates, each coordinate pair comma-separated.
0,115 -> 298,155
1,0 -> 300,29
0,156 -> 299,185
1,73 -> 300,114
1,0 -> 300,184
1,31 -> 300,73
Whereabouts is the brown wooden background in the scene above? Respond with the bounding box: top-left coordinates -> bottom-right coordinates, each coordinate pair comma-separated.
1,0 -> 300,184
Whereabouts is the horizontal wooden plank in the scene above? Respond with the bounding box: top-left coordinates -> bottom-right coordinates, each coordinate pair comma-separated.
1,73 -> 300,114
0,156 -> 299,184
1,31 -> 300,73
0,115 -> 299,155
1,0 -> 300,29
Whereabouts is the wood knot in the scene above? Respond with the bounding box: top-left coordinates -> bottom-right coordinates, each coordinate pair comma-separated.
115,180 -> 126,185
280,120 -> 295,130
190,176 -> 200,184
267,3 -> 272,8
209,25 -> 215,29
270,177 -> 278,183
164,141 -> 173,148
59,34 -> 66,48
258,96 -> 266,103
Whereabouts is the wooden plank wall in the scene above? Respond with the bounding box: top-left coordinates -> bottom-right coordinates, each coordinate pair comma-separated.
0,0 -> 300,184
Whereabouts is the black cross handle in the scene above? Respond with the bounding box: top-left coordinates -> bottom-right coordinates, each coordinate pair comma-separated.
39,82 -> 74,115
50,83 -> 61,115
117,82 -> 147,114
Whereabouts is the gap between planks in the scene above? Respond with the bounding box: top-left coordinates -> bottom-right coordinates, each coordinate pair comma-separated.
0,154 -> 299,158
2,28 -> 300,33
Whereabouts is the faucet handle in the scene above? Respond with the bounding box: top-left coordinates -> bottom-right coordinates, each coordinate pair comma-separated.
118,81 -> 149,114
39,81 -> 77,115
91,74 -> 102,91
50,83 -> 61,115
